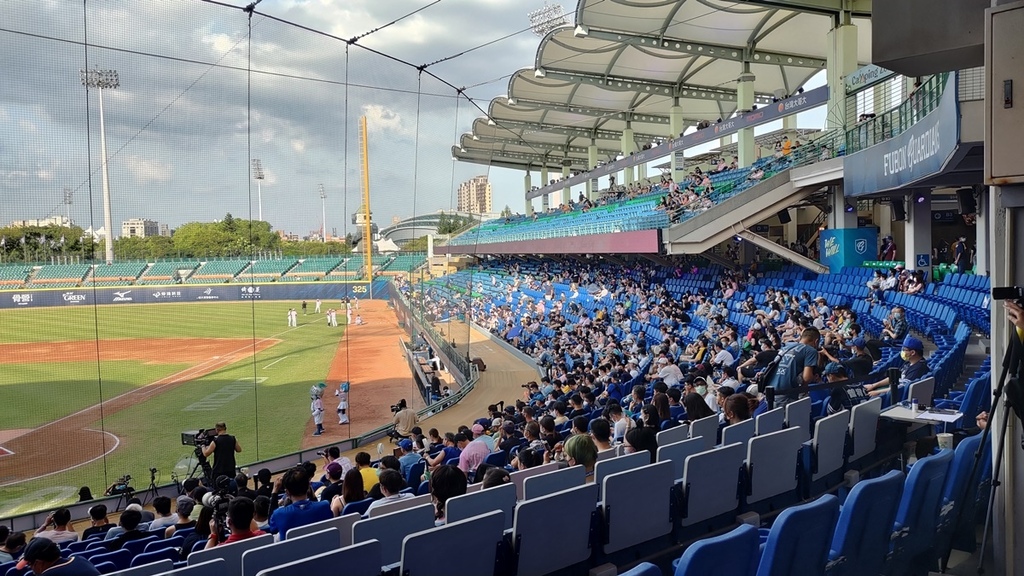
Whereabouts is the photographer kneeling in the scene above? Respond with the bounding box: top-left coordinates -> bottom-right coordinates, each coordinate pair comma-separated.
388,399 -> 418,442
205,497 -> 265,549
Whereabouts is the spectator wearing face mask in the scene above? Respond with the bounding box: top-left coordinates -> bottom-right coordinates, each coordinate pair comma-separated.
864,336 -> 930,397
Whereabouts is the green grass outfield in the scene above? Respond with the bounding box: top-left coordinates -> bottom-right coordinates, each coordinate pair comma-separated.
0,301 -> 344,517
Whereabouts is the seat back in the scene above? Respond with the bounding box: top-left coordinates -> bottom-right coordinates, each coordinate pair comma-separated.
756,494 -> 840,576
284,513 -> 359,548
352,504 -> 436,567
656,422 -> 690,446
810,410 -> 850,481
522,465 -> 585,500
253,540 -> 380,576
847,397 -> 881,463
369,493 -> 432,517
241,528 -> 338,576
89,550 -> 131,572
908,377 -> 936,406
746,426 -> 804,505
400,511 -> 504,576
144,536 -> 183,554
672,523 -> 759,576
594,452 -> 649,499
446,482 -> 517,530
130,549 -> 180,569
602,461 -> 674,554
681,442 -> 745,527
785,397 -> 812,439
689,414 -> 719,450
893,449 -> 955,563
150,559 -> 226,576
755,407 -> 785,436
108,559 -> 174,576
510,462 -> 560,500
721,419 -> 755,447
656,437 -> 708,482
406,460 -> 427,487
123,536 -> 159,557
513,484 -> 599,576
828,469 -> 904,576
340,497 -> 374,517
187,534 -> 274,574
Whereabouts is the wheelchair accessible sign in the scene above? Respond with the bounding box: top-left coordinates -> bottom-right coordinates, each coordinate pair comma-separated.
916,254 -> 931,268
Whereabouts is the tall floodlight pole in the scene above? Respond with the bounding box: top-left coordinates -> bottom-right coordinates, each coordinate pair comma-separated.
62,187 -> 73,226
251,159 -> 265,222
81,68 -> 119,265
319,184 -> 327,243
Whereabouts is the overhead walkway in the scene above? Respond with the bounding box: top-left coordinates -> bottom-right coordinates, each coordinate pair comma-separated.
663,157 -> 845,274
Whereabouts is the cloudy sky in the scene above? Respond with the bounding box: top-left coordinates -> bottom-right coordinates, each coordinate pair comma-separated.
0,0 -> 827,238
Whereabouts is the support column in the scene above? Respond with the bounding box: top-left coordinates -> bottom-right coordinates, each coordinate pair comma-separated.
828,185 -> 856,230
975,187 -> 989,276
540,165 -> 550,212
587,140 -> 599,200
825,13 -> 858,130
524,171 -> 534,216
561,163 -> 571,207
784,212 -> 798,247
904,190 -> 932,275
669,98 -> 684,184
783,114 -> 798,130
737,67 -> 756,167
874,200 -> 892,248
621,123 -> 636,185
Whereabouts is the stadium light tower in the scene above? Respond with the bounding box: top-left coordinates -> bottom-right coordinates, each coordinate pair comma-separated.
528,2 -> 568,37
62,187 -> 73,226
80,68 -> 119,265
319,184 -> 327,243
251,159 -> 265,222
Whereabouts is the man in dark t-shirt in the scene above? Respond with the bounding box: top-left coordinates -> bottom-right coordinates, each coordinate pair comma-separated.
202,422 -> 241,482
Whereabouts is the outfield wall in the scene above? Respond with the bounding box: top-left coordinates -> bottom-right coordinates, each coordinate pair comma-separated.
0,280 -> 392,309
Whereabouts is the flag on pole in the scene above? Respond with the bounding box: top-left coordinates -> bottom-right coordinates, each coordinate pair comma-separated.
20,236 -> 25,245
38,234 -> 46,245
60,235 -> 65,245
0,236 -> 6,247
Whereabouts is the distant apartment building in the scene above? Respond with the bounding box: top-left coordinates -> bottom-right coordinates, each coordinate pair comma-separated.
121,218 -> 160,238
159,223 -> 171,237
457,175 -> 492,214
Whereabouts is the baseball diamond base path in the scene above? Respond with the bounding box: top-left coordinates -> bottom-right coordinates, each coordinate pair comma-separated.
0,337 -> 279,485
305,300 -> 424,447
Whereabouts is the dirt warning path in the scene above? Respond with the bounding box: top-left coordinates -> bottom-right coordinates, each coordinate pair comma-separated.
0,337 -> 279,485
304,300 -> 422,447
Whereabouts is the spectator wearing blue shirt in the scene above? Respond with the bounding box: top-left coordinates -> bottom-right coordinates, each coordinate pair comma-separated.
865,336 -> 930,397
763,328 -> 821,407
397,439 -> 421,479
268,465 -> 333,541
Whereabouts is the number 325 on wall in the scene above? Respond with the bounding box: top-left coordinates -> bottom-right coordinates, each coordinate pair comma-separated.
352,285 -> 368,294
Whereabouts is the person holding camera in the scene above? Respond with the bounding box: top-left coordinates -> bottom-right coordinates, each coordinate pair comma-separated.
205,497 -> 266,549
202,422 -> 242,484
33,508 -> 79,544
389,399 -> 418,442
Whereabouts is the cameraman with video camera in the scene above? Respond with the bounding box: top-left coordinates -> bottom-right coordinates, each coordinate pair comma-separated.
201,423 -> 241,485
388,399 -> 418,442
204,497 -> 265,549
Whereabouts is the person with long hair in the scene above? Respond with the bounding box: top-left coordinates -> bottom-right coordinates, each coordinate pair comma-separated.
682,392 -> 715,421
624,427 -> 659,464
723,394 -> 758,426
429,465 -> 467,525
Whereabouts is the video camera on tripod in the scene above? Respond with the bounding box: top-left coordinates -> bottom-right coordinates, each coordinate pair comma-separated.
182,428 -> 216,486
202,475 -> 234,536
105,474 -> 133,496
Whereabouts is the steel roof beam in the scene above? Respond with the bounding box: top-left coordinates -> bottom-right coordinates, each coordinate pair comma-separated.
464,135 -> 620,157
731,0 -> 871,18
477,117 -> 663,143
582,29 -> 826,69
536,69 -> 776,104
500,98 -> 702,127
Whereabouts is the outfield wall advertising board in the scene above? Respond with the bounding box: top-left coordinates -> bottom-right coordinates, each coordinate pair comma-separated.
0,280 -> 391,309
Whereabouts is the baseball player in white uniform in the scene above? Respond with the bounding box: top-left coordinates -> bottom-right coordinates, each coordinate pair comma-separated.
315,299 -> 322,313
287,308 -> 298,327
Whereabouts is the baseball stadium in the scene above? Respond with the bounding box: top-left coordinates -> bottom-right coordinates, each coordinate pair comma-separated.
1,1 -> 1023,575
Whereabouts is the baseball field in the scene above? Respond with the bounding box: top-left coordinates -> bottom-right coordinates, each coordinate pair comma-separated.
0,300 -> 351,516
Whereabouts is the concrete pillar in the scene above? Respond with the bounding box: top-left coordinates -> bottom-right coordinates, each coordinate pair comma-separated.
540,165 -> 550,212
905,190 -> 932,276
587,140 -> 599,200
719,135 -> 732,148
737,69 -> 756,167
524,171 -> 534,216
561,163 -> 571,207
826,14 -> 858,130
874,201 -> 892,250
785,213 -> 798,247
783,114 -> 798,130
669,99 -> 684,184
828,185 -> 856,230
621,123 -> 636,185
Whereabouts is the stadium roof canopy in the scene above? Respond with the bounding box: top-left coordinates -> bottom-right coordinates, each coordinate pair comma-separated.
454,0 -> 872,172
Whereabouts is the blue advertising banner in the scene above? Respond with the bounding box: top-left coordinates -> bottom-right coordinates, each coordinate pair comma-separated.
843,74 -> 959,197
526,86 -> 829,200
0,280 -> 391,310
819,228 -> 879,273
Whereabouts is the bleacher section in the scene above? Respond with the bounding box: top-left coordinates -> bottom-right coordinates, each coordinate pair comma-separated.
379,253 -> 426,274
279,257 -> 344,281
328,256 -> 366,279
136,261 -> 198,285
0,265 -> 30,288
88,262 -> 148,287
235,259 -> 298,281
29,263 -> 91,287
183,260 -> 249,284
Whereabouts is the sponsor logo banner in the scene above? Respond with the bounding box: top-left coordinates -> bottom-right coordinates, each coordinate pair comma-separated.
11,294 -> 33,306
196,287 -> 220,300
111,290 -> 133,302
820,228 -> 879,272
62,292 -> 87,304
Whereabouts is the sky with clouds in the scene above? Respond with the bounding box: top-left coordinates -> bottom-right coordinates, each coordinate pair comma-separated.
0,0 -> 828,239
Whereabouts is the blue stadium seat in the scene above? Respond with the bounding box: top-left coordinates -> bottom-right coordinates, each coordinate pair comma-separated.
240,527 -> 338,576
827,470 -> 905,576
352,504 -> 436,568
672,523 -> 759,576
400,510 -> 504,576
130,548 -> 179,568
285,513 -> 359,548
446,482 -> 516,530
756,494 -> 840,576
122,536 -> 159,558
341,497 -> 374,517
143,536 -> 183,554
88,550 -> 131,572
106,558 -> 174,576
513,483 -> 598,576
888,449 -> 955,575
